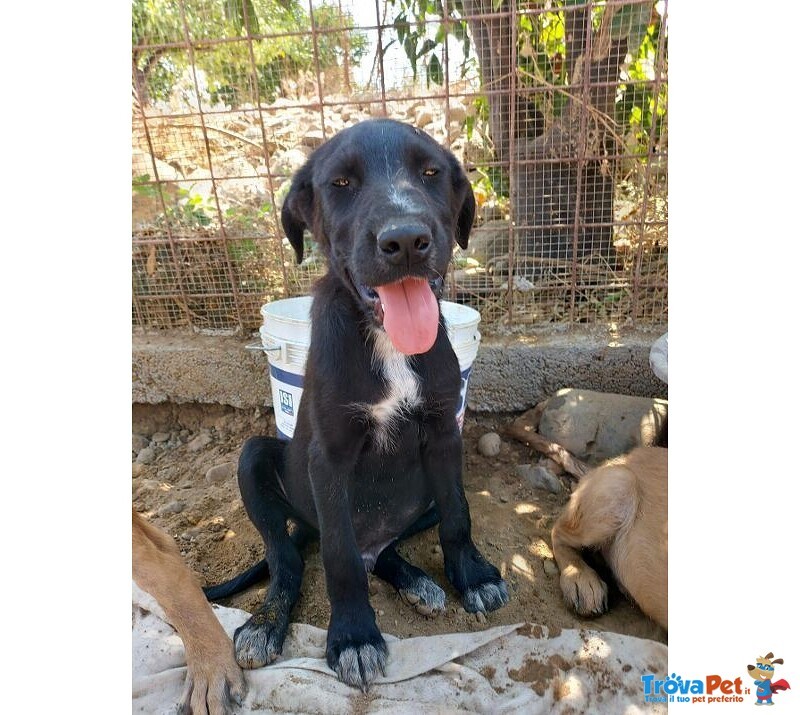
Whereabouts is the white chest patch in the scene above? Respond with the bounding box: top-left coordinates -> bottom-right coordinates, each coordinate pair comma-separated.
364,330 -> 422,451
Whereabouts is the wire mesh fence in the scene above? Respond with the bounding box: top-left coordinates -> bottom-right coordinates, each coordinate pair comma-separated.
132,0 -> 667,335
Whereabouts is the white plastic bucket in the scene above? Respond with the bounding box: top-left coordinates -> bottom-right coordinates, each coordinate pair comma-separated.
260,297 -> 481,439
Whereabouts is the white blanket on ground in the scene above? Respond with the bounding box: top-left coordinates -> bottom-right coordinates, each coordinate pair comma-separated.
133,583 -> 667,714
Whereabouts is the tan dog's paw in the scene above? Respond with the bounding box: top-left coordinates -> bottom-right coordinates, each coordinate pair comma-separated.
559,564 -> 608,618
178,649 -> 247,715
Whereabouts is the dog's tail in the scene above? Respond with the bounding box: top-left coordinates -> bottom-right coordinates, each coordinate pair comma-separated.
203,559 -> 270,601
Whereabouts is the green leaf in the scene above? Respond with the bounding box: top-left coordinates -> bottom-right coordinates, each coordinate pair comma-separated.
243,0 -> 259,34
403,36 -> 418,78
394,14 -> 408,44
603,291 -> 625,304
224,0 -> 260,36
417,39 -> 436,58
428,53 -> 444,85
465,113 -> 475,140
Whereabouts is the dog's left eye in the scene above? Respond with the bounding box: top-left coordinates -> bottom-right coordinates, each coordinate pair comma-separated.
422,168 -> 439,177
331,177 -> 350,187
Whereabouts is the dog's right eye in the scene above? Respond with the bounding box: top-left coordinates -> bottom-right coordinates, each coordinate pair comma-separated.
331,177 -> 350,187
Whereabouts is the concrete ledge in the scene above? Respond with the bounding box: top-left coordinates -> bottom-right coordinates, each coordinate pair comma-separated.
133,327 -> 667,412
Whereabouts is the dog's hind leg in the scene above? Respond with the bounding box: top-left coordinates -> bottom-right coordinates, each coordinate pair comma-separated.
232,436 -> 315,669
551,464 -> 637,618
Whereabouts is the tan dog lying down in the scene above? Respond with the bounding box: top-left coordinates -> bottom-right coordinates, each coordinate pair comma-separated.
551,446 -> 667,630
133,510 -> 246,714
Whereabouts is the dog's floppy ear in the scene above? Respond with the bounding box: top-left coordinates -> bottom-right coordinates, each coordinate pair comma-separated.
448,153 -> 476,250
280,161 -> 315,264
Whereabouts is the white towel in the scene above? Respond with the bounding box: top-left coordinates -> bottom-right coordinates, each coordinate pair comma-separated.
133,582 -> 667,714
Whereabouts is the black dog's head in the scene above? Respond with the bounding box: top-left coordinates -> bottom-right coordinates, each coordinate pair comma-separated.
281,119 -> 475,354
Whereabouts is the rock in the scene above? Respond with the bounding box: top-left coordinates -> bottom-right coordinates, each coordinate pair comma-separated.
466,220 -> 511,265
538,457 -> 564,476
158,500 -> 185,516
269,147 -> 311,177
187,431 -> 213,452
543,558 -> 559,577
136,446 -> 157,465
538,388 -> 668,462
414,107 -> 434,127
185,168 -> 214,204
180,525 -> 205,540
205,461 -> 236,484
448,103 -> 467,125
151,432 -> 170,444
132,148 -> 183,182
649,332 -> 668,384
516,464 -> 563,494
300,129 -> 325,148
132,434 -> 149,452
477,432 -> 502,457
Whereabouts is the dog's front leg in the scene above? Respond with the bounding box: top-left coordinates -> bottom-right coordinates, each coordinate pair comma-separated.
308,439 -> 387,691
423,422 -> 509,614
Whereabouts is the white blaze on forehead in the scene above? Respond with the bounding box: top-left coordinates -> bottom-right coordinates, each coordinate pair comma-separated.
389,180 -> 421,213
378,124 -> 425,213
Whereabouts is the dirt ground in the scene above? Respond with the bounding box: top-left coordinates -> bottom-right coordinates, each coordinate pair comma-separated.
132,402 -> 666,646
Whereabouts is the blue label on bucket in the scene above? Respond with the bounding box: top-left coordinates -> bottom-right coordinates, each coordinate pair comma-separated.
278,389 -> 294,416
269,364 -> 305,441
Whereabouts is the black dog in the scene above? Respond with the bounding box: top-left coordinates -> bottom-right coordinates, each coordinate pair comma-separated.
205,119 -> 508,690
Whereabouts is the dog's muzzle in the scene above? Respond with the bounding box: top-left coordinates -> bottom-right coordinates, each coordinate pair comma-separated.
376,223 -> 432,267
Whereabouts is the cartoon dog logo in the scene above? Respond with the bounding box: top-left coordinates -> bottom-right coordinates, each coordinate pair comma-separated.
747,653 -> 791,706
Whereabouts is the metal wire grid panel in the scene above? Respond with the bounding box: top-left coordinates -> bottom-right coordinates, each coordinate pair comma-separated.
132,0 -> 667,335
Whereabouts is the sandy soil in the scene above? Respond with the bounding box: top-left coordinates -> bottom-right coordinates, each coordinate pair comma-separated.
132,402 -> 666,646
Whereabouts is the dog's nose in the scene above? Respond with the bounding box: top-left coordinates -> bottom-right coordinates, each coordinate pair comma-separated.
377,224 -> 432,265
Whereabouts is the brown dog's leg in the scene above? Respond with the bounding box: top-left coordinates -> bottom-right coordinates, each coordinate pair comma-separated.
133,510 -> 246,715
551,465 -> 637,618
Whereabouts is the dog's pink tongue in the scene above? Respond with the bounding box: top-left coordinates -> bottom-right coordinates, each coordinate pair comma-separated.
375,277 -> 439,355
